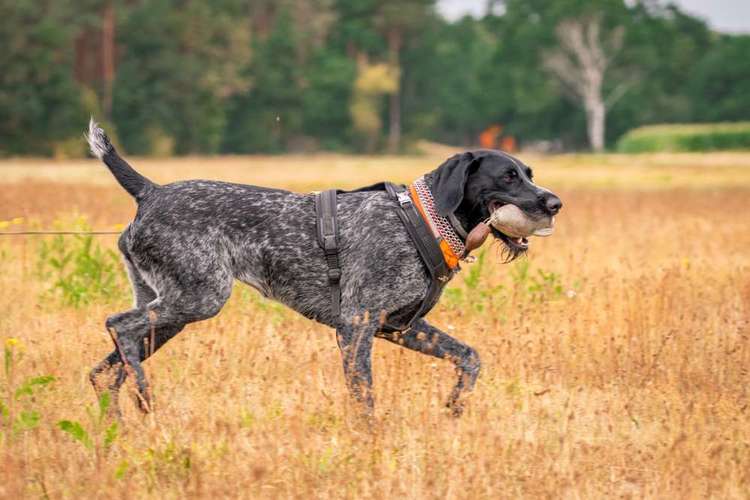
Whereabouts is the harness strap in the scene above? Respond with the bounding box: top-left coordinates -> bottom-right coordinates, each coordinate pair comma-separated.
314,184 -> 454,331
315,189 -> 341,320
385,183 -> 451,282
384,182 -> 452,327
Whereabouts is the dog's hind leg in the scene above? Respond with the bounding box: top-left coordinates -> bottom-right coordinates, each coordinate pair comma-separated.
89,350 -> 123,407
90,323 -> 185,416
104,265 -> 231,415
376,318 -> 481,416
90,255 -> 160,415
104,320 -> 189,414
91,248 -> 231,415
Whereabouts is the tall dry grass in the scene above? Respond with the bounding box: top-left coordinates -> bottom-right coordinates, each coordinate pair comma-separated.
0,154 -> 749,498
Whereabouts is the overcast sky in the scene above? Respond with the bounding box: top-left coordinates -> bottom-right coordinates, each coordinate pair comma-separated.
437,0 -> 750,34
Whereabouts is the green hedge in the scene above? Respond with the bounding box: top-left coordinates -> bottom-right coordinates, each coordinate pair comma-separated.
616,122 -> 750,153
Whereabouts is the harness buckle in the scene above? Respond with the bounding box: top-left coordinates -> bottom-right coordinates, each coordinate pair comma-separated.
396,191 -> 412,207
327,268 -> 341,282
323,235 -> 337,252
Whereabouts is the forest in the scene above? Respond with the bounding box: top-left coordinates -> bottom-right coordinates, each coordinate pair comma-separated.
1,0 -> 748,156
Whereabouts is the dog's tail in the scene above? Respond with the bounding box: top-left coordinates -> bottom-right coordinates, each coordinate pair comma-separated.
85,118 -> 155,201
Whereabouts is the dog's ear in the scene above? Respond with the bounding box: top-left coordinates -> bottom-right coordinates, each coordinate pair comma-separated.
430,152 -> 479,216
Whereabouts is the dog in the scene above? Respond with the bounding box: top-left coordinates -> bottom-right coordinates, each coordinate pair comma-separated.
85,119 -> 562,417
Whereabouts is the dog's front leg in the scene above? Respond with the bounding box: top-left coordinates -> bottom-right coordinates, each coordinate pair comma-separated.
377,319 -> 481,416
336,313 -> 376,416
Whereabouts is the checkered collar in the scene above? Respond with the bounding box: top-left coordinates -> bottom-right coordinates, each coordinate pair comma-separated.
410,177 -> 467,259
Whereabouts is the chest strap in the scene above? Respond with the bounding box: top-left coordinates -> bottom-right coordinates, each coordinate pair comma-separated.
315,184 -> 454,331
315,189 -> 341,320
384,182 -> 453,328
384,183 -> 452,284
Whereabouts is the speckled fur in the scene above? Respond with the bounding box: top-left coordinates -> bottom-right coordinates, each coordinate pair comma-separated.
85,120 -> 561,418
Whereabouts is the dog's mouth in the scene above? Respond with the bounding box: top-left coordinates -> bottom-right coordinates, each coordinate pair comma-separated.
487,200 -> 530,253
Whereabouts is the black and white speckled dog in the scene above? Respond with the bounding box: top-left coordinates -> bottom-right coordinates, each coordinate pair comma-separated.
85,119 -> 562,417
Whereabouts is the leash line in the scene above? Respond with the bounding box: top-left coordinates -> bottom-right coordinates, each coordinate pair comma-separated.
0,230 -> 120,236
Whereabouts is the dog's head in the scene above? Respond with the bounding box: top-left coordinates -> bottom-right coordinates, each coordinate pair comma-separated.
427,150 -> 562,261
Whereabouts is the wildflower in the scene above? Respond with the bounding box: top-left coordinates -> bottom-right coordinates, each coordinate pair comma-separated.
5,337 -> 25,353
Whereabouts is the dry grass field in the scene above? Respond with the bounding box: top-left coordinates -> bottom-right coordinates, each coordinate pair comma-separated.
1,152 -> 749,498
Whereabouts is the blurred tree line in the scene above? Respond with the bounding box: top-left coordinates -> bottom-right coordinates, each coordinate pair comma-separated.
0,0 -> 748,156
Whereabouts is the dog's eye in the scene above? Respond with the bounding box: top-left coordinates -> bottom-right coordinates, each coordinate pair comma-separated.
504,171 -> 517,183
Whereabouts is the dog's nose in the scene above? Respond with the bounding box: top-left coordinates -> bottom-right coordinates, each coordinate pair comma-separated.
544,194 -> 562,215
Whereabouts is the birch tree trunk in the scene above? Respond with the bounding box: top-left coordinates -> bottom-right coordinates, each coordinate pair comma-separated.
543,17 -> 624,152
585,94 -> 606,152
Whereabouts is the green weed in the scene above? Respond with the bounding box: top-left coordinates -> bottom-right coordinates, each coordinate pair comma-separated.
237,285 -> 289,324
36,216 -> 126,307
509,260 -> 569,302
142,442 -> 193,487
1,338 -> 55,440
57,392 -> 119,456
445,250 -> 507,312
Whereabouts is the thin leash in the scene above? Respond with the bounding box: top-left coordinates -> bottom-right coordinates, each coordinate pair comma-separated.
0,230 -> 120,236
